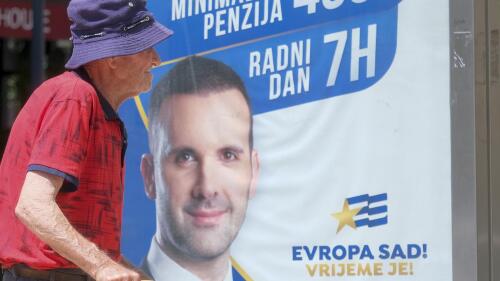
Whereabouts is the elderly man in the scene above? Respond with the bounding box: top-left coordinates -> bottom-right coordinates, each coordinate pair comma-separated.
0,1 -> 172,281
140,56 -> 259,281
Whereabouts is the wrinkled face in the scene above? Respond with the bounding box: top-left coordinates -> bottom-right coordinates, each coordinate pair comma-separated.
114,47 -> 160,94
143,89 -> 259,261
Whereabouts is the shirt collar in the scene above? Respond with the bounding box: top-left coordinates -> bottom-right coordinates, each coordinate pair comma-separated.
144,236 -> 233,281
72,67 -> 120,121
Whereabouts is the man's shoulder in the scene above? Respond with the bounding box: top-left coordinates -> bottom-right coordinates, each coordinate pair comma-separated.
34,71 -> 97,104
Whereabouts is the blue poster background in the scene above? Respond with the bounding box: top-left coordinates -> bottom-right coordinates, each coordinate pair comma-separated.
120,0 -> 401,265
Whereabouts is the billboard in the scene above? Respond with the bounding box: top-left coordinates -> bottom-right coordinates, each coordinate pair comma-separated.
119,0 -> 451,280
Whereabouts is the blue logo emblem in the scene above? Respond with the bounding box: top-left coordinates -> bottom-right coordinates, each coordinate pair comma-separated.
332,193 -> 388,233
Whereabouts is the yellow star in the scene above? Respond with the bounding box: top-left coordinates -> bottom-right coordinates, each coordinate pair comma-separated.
331,200 -> 362,233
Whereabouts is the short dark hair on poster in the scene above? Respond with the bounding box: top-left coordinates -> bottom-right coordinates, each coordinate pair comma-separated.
148,55 -> 253,151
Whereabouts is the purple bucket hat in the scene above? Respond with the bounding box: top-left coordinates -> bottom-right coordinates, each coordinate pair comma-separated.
65,0 -> 173,69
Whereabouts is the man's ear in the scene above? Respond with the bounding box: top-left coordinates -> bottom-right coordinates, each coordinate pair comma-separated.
141,153 -> 156,200
103,56 -> 123,74
105,56 -> 116,68
249,149 -> 260,199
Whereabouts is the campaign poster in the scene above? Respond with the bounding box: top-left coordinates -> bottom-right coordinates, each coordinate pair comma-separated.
119,0 -> 452,280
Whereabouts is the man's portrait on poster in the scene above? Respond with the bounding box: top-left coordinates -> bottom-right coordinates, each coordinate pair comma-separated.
140,56 -> 260,281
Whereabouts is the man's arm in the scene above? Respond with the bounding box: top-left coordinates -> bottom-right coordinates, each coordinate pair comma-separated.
15,171 -> 140,281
